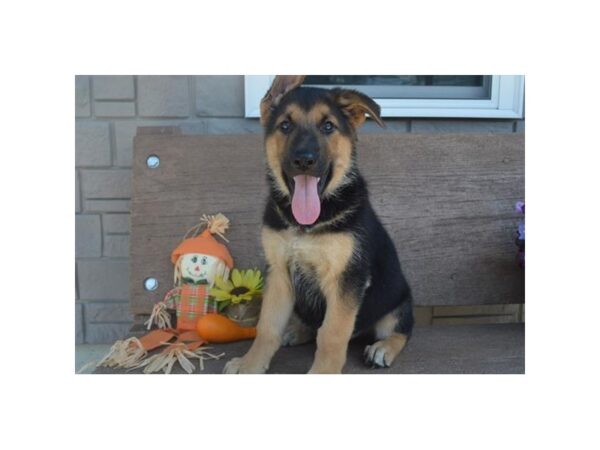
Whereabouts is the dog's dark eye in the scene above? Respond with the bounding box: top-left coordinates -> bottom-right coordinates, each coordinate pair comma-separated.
321,121 -> 335,135
279,120 -> 292,134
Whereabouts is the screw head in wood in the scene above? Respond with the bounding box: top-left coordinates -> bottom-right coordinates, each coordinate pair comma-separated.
144,277 -> 159,291
146,155 -> 160,169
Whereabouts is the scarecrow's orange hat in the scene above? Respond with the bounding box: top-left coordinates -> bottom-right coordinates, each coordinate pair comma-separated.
171,214 -> 234,268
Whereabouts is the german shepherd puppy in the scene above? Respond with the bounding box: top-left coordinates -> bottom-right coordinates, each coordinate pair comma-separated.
224,76 -> 414,374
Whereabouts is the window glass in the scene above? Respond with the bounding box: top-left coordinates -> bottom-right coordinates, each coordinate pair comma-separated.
303,75 -> 492,100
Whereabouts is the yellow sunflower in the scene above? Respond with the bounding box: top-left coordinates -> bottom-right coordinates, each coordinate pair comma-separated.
210,268 -> 263,307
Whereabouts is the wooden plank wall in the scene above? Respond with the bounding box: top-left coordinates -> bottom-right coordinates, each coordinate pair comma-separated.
130,129 -> 524,315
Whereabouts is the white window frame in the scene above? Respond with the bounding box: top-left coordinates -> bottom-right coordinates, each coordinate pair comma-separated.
244,75 -> 524,119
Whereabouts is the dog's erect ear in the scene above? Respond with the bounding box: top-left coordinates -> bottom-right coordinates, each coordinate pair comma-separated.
331,88 -> 385,129
260,75 -> 305,125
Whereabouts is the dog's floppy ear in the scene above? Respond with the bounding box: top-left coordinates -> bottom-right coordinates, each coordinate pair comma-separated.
260,75 -> 305,125
331,88 -> 385,129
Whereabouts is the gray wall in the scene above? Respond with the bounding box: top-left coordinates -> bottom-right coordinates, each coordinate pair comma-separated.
75,75 -> 525,344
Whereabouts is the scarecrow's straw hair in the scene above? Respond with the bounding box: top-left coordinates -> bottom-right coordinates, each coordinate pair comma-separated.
183,213 -> 230,242
174,254 -> 184,286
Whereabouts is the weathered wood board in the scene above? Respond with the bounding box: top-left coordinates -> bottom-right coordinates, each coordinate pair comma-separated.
95,323 -> 525,374
130,129 -> 524,314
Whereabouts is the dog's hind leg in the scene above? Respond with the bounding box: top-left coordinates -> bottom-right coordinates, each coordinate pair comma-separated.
364,302 -> 413,368
282,312 -> 316,346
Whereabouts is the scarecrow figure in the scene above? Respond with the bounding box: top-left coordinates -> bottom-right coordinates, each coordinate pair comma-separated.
145,213 -> 234,331
98,213 -> 233,374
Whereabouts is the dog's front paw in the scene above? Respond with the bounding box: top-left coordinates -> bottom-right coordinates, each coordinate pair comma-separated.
223,357 -> 267,374
223,357 -> 244,374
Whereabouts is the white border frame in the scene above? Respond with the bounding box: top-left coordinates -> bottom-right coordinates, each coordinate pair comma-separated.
245,75 -> 524,119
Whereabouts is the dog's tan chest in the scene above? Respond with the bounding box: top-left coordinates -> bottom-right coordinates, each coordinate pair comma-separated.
262,227 -> 355,283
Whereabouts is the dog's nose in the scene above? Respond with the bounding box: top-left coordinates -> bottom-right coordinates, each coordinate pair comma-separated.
292,150 -> 317,171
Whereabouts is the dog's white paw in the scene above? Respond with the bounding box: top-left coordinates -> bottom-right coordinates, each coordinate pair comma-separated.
222,357 -> 267,374
364,342 -> 392,368
223,357 -> 244,374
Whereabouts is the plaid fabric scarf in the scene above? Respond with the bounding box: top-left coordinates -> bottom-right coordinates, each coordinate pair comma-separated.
163,284 -> 218,331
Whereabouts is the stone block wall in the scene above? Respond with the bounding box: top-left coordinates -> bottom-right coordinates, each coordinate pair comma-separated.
75,75 -> 524,343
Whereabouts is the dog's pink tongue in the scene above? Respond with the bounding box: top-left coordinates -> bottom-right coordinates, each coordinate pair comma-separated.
292,175 -> 321,225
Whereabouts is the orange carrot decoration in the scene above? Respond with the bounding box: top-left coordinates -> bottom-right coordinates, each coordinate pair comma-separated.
196,314 -> 257,343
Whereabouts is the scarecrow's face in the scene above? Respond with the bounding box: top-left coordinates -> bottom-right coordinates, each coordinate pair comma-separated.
180,253 -> 221,285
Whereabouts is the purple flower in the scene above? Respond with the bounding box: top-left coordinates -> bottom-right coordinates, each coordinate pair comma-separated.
518,223 -> 525,240
515,201 -> 525,214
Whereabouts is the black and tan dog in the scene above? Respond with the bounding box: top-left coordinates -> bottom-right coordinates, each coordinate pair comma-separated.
224,76 -> 414,374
